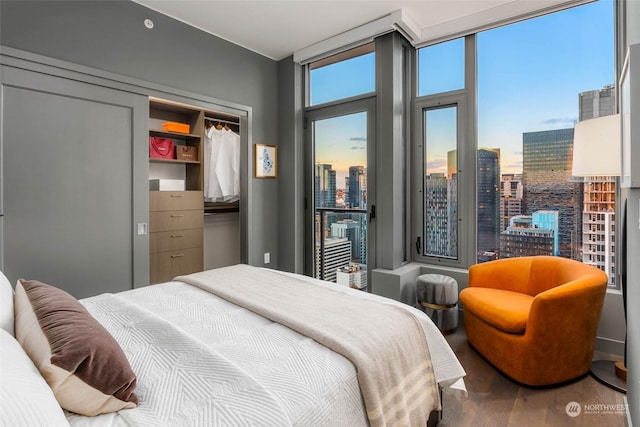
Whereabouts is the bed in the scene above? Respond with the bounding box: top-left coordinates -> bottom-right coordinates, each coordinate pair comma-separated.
1,264 -> 465,427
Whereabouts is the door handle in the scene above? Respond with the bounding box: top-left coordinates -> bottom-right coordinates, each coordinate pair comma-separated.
369,204 -> 376,222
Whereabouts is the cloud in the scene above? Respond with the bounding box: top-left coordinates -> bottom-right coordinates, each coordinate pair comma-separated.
351,146 -> 366,150
539,117 -> 577,128
350,137 -> 366,142
427,159 -> 447,170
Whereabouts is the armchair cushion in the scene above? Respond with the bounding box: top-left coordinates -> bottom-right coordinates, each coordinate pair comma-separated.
459,288 -> 533,334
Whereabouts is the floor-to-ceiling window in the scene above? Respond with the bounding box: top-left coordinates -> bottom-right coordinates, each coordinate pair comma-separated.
476,0 -> 617,287
413,37 -> 472,267
305,44 -> 376,288
414,0 -> 617,288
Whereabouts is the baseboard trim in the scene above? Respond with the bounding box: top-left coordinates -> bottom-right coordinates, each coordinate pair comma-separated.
595,336 -> 625,357
624,396 -> 632,427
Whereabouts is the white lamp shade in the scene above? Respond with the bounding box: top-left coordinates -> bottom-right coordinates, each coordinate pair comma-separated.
572,114 -> 621,176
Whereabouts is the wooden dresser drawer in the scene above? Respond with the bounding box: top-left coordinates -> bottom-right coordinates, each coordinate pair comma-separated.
150,228 -> 203,254
150,191 -> 203,211
150,247 -> 203,284
149,210 -> 203,232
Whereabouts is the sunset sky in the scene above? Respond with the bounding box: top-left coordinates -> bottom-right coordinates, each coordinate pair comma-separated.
311,0 -> 614,183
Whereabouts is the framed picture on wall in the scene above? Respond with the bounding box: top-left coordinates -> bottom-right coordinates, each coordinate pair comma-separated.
255,144 -> 277,178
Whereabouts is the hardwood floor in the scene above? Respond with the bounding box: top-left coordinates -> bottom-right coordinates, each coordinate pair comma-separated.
438,323 -> 628,427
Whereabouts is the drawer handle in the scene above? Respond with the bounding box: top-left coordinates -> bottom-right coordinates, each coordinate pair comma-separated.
170,214 -> 185,218
170,194 -> 184,198
170,253 -> 185,258
170,234 -> 184,238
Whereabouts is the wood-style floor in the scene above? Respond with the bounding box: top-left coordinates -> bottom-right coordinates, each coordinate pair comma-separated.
438,322 -> 628,427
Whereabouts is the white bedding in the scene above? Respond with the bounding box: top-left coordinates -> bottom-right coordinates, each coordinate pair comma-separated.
67,268 -> 465,427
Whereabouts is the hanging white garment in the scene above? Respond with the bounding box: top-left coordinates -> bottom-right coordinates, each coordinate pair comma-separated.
204,126 -> 224,201
216,129 -> 240,202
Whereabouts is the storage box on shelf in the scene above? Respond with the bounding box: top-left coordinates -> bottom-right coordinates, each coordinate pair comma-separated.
149,179 -> 185,191
175,145 -> 198,161
161,121 -> 190,134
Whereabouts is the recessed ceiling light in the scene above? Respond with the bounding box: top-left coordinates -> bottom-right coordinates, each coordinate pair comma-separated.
144,19 -> 154,29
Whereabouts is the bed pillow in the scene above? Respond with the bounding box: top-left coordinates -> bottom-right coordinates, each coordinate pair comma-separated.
0,328 -> 70,426
0,270 -> 14,336
14,279 -> 139,416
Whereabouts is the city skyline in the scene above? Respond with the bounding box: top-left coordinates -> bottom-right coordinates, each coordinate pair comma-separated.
311,0 -> 614,283
314,111 -> 368,188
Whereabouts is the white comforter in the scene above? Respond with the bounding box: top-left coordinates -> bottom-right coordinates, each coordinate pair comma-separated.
67,269 -> 465,427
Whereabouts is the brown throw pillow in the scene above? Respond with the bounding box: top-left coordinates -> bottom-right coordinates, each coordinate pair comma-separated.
14,279 -> 138,416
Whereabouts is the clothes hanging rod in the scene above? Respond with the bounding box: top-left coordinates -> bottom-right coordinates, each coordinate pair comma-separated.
204,117 -> 239,125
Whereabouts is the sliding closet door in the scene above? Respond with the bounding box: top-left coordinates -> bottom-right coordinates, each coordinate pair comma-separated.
0,65 -> 149,298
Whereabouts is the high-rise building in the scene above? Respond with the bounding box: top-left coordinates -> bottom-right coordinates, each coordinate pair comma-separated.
347,166 -> 366,208
500,213 -> 557,258
331,219 -> 365,263
522,128 -> 582,259
336,264 -> 367,289
579,84 -> 616,121
425,172 -> 457,257
315,164 -> 336,208
578,86 -> 617,287
315,237 -> 351,282
477,148 -> 500,255
532,210 -> 560,255
500,174 -> 523,232
580,178 -> 616,286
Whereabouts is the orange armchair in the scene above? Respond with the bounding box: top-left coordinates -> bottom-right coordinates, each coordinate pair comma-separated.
459,256 -> 608,386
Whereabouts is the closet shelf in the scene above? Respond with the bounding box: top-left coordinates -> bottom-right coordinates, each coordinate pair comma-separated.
204,202 -> 239,214
150,158 -> 200,165
149,128 -> 201,139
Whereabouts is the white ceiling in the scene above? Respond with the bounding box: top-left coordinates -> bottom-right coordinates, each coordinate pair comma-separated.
133,0 -> 586,61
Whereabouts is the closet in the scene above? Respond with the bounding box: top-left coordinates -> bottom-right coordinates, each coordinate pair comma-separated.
1,46 -> 250,298
203,115 -> 242,270
0,64 -> 149,298
148,98 -> 241,284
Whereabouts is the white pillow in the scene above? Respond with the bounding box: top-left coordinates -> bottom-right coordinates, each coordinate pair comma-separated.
0,328 -> 70,427
0,270 -> 14,336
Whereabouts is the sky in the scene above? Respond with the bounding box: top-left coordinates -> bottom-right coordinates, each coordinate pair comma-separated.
314,112 -> 368,186
311,0 -> 614,184
427,0 -> 615,175
311,54 -> 374,186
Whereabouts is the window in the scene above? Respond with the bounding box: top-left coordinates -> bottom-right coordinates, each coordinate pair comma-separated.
422,106 -> 459,259
309,43 -> 375,106
417,38 -> 464,96
305,44 -> 376,287
415,38 -> 467,265
414,0 -> 617,288
476,0 -> 616,287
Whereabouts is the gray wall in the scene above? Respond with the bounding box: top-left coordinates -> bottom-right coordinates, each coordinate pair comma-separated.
0,0 -> 279,269
622,1 -> 640,425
